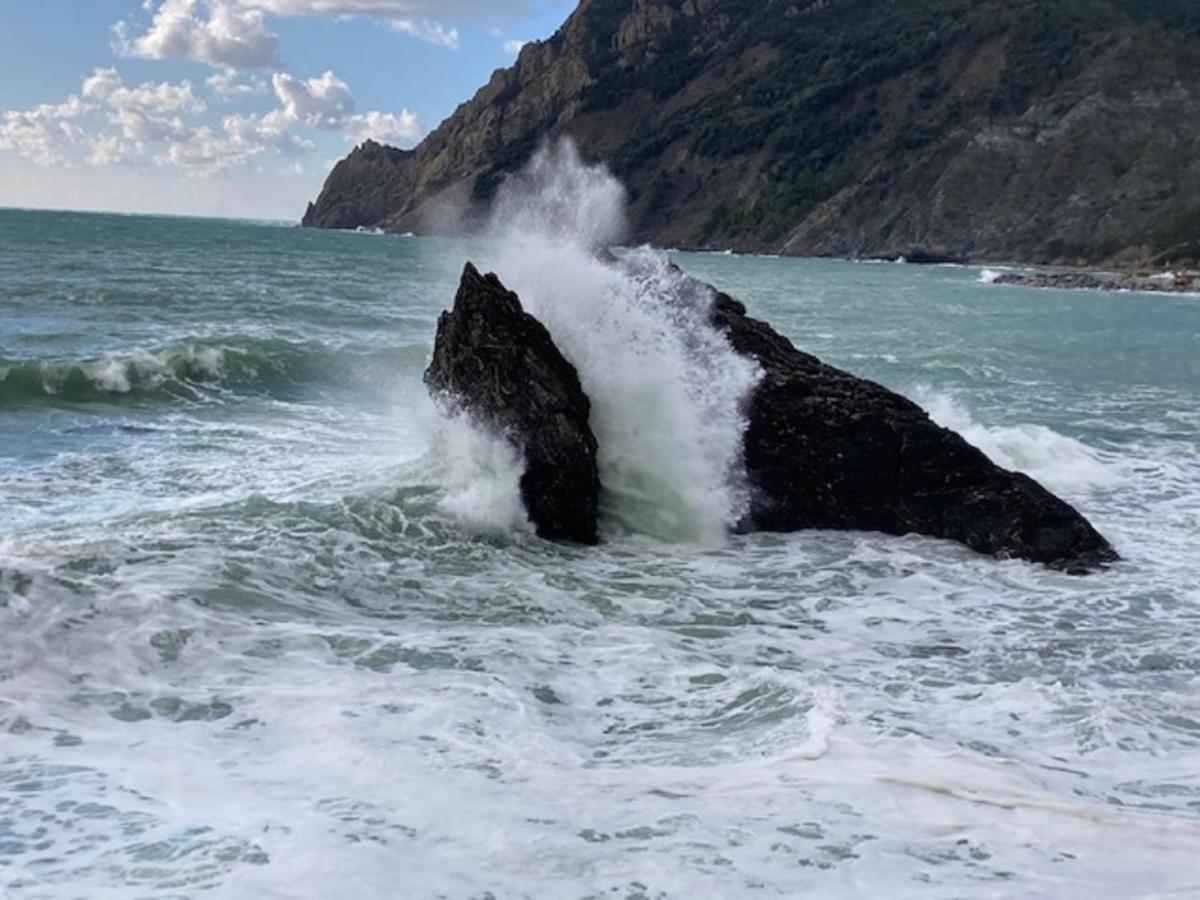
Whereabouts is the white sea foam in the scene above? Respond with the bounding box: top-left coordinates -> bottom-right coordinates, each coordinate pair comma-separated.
432,411 -> 533,536
7,189 -> 1200,900
30,346 -> 226,396
916,387 -> 1122,495
474,139 -> 761,543
979,267 -> 1004,283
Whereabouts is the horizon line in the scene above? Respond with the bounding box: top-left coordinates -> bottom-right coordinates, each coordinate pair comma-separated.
0,203 -> 300,226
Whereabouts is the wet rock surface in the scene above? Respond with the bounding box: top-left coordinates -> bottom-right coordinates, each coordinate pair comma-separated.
425,263 -> 600,543
705,285 -> 1118,572
993,271 -> 1200,294
427,260 -> 1117,571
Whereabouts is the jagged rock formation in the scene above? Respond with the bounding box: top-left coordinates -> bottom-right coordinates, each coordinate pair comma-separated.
425,263 -> 601,543
305,0 -> 1200,267
703,284 -> 1118,572
427,260 -> 1116,570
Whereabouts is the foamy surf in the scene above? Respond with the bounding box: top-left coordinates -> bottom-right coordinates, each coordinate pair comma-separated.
916,386 -> 1123,495
3,206 -> 1198,899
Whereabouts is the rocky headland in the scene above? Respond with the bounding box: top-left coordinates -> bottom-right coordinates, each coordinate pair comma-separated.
305,0 -> 1200,269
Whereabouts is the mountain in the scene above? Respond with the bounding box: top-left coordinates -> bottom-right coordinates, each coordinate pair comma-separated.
302,0 -> 1200,267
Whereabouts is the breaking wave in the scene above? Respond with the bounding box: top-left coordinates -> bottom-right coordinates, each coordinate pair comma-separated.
456,139 -> 761,544
916,387 -> 1123,495
0,339 -> 425,407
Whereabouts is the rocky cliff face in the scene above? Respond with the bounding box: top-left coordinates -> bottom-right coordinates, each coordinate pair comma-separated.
304,0 -> 1200,266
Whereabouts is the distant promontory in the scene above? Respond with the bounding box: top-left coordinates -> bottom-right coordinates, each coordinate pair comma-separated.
303,0 -> 1200,268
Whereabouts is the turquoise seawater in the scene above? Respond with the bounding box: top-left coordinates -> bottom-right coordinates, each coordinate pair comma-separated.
1,207 -> 1199,898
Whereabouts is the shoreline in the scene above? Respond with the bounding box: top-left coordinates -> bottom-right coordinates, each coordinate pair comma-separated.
988,270 -> 1200,295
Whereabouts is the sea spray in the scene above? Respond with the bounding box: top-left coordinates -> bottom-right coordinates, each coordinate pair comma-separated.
915,386 -> 1122,495
431,410 -> 534,537
469,139 -> 761,543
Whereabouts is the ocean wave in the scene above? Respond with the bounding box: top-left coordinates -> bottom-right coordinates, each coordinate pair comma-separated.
0,338 -> 425,407
915,387 -> 1122,495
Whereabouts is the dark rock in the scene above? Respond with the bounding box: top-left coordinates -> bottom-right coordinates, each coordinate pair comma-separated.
993,271 -> 1199,294
302,141 -> 415,230
994,272 -> 1108,290
425,263 -> 600,543
704,285 -> 1118,572
871,249 -> 968,265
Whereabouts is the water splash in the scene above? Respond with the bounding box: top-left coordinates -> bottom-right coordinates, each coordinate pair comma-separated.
470,139 -> 760,543
916,387 -> 1122,495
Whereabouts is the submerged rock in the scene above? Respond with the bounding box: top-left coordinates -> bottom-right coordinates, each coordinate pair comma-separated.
705,286 -> 1118,573
425,263 -> 600,543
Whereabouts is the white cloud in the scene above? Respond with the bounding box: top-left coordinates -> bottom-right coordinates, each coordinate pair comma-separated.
156,125 -> 252,171
3,59 -> 420,180
87,134 -> 140,167
206,71 -> 269,100
81,68 -> 206,146
0,96 -> 90,166
115,0 -> 280,70
391,18 -> 459,49
81,68 -> 123,101
244,0 -> 530,18
272,71 -> 355,127
503,38 -> 526,55
342,109 -> 421,146
119,0 -> 539,71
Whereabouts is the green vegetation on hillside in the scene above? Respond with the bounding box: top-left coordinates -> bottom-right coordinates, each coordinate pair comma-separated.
577,0 -> 1200,245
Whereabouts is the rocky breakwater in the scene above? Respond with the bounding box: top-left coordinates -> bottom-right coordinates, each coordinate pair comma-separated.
993,271 -> 1200,294
427,261 -> 1118,572
424,263 -> 601,543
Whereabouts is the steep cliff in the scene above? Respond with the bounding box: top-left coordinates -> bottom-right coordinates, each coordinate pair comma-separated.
303,0 -> 1200,266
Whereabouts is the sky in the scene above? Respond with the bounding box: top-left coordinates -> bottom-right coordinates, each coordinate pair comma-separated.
0,0 -> 574,220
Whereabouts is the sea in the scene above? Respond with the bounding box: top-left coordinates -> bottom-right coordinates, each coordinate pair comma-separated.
1,195 -> 1198,898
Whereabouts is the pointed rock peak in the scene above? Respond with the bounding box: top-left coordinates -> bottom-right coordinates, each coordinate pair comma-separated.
426,263 -> 601,544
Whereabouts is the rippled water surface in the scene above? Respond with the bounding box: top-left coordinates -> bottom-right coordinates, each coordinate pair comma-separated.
2,208 -> 1199,898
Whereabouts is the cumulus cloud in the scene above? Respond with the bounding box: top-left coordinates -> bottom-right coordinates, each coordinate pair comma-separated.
115,0 -> 280,70
118,0 -> 539,70
81,68 -> 206,146
160,69 -> 417,173
207,71 -> 269,100
391,18 -> 459,49
0,96 -> 90,166
245,0 -> 530,18
503,38 -> 527,55
342,110 -> 421,145
87,134 -> 140,167
3,56 -> 420,178
272,71 -> 355,127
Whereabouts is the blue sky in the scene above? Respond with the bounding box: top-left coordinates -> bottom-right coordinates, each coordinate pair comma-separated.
0,0 -> 574,219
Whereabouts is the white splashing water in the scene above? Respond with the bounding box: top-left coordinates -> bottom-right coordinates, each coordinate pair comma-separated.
432,412 -> 533,536
447,139 -> 762,543
916,387 -> 1123,495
